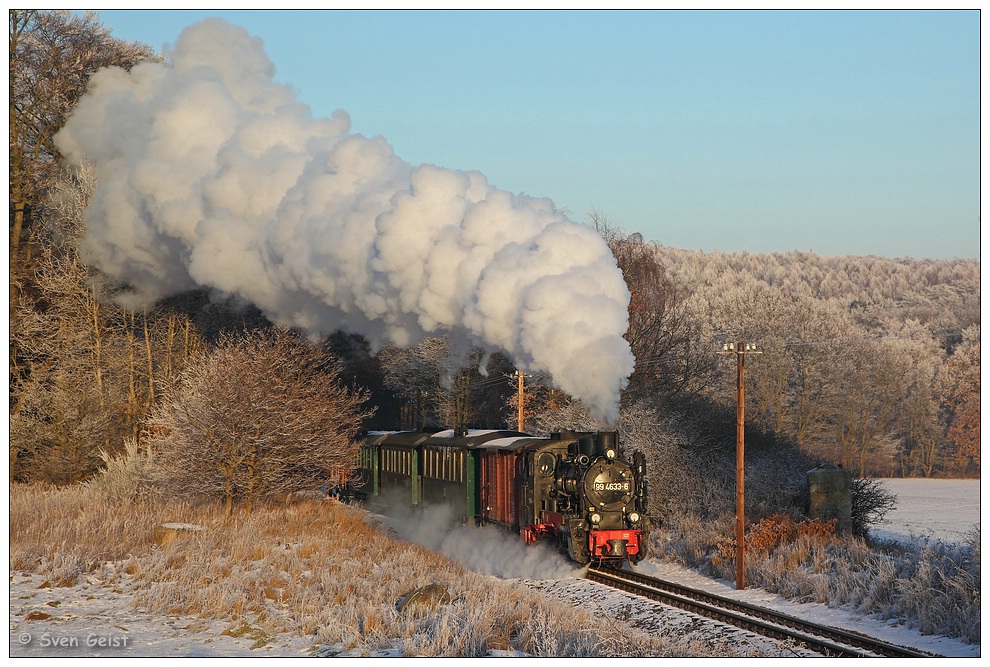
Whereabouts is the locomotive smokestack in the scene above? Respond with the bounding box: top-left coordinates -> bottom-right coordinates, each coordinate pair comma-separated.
54,18 -> 634,422
598,432 -> 618,456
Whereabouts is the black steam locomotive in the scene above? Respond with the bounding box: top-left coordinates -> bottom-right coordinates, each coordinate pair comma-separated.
349,429 -> 649,566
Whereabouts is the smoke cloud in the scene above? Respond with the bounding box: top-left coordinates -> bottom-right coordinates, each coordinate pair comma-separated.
374,499 -> 585,580
55,18 -> 634,420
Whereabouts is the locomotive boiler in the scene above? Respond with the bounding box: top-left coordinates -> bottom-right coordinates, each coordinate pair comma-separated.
349,429 -> 649,566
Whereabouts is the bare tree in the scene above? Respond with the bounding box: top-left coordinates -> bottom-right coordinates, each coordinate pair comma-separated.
9,249 -> 113,483
9,162 -> 204,483
687,279 -> 853,457
148,330 -> 374,515
378,336 -> 514,430
591,211 -> 714,399
9,10 -> 164,482
379,337 -> 453,429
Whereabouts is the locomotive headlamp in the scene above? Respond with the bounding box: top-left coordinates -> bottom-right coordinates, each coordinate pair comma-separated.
590,512 -> 603,525
605,448 -> 617,460
628,512 -> 641,524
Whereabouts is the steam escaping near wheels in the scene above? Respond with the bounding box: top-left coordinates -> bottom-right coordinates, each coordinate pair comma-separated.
55,18 -> 634,421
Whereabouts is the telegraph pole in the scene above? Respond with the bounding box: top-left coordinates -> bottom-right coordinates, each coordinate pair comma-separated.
720,341 -> 761,590
515,370 -> 525,432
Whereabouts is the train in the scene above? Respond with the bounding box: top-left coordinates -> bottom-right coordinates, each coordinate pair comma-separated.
348,428 -> 649,566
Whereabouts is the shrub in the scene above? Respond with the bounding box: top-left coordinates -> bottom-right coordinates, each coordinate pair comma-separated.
711,514 -> 836,568
83,437 -> 158,502
850,476 -> 897,537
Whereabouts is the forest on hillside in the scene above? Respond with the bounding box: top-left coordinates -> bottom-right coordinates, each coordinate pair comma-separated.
10,11 -> 979,495
648,242 -> 980,477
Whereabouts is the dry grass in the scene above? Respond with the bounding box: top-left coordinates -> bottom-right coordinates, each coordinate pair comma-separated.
10,483 -> 757,656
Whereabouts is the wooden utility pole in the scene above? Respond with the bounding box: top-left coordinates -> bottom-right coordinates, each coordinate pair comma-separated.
516,371 -> 525,432
720,341 -> 761,590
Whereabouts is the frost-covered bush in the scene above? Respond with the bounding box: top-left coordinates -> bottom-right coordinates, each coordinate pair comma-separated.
83,437 -> 159,502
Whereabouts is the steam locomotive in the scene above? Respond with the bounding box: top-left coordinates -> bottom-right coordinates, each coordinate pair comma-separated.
349,429 -> 649,566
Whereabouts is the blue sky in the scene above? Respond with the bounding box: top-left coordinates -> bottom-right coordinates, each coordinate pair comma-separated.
91,9 -> 980,260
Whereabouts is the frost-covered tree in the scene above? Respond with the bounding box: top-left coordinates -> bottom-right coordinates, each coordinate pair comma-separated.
9,10 -> 159,318
833,339 -> 913,476
522,384 -> 599,436
148,330 -> 374,514
616,401 -> 730,520
9,11 -> 166,483
9,163 -> 205,483
649,245 -> 978,476
892,320 -> 947,477
686,279 -> 853,456
938,325 -> 980,475
9,165 -> 129,483
10,250 -> 113,482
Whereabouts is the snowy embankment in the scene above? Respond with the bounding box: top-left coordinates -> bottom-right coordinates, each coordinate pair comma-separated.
9,478 -> 981,658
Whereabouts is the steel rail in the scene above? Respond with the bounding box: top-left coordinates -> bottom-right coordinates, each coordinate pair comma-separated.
586,566 -> 938,658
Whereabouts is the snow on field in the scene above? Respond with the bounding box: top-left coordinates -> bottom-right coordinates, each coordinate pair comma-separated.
870,478 -> 981,545
8,478 -> 982,658
8,572 -> 316,657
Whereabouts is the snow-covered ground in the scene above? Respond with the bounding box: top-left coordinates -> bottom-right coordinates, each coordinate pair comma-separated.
870,478 -> 981,545
8,478 -> 981,658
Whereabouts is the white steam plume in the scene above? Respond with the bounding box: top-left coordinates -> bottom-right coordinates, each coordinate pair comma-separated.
54,19 -> 634,420
374,499 -> 585,580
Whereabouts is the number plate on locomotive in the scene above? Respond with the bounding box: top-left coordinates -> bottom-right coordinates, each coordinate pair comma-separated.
594,482 -> 630,491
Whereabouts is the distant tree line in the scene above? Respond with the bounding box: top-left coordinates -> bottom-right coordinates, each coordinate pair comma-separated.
10,11 -> 977,519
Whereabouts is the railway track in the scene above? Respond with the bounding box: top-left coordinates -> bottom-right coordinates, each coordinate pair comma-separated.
586,565 -> 939,658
